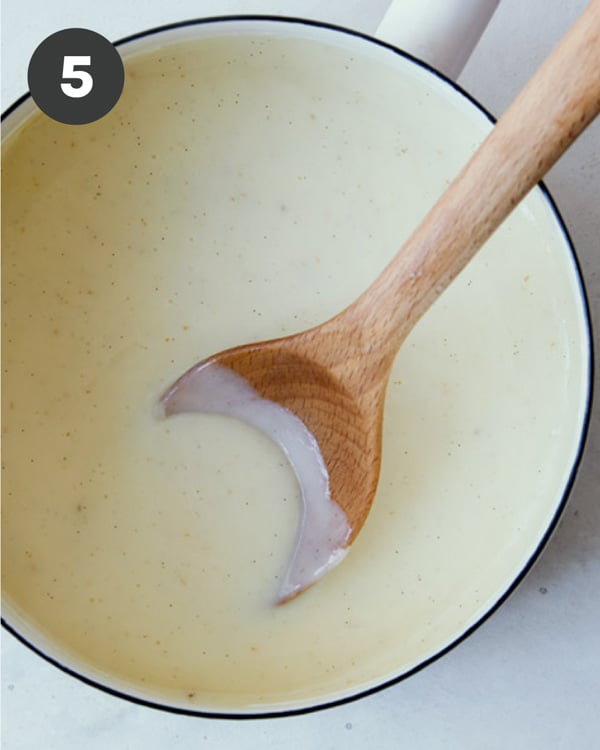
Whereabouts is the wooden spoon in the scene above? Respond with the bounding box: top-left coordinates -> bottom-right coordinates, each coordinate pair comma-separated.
161,2 -> 600,602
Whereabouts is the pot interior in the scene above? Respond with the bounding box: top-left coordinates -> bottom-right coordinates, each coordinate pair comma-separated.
1,18 -> 591,715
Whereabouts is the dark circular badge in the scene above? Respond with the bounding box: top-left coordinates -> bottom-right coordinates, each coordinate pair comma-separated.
27,28 -> 124,125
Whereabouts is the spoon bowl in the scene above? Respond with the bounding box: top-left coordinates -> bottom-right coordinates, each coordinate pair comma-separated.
161,328 -> 387,601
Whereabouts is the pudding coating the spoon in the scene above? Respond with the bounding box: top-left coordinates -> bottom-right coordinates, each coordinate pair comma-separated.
159,352 -> 375,604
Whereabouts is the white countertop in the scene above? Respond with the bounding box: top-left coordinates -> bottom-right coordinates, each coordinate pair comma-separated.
2,1 -> 599,748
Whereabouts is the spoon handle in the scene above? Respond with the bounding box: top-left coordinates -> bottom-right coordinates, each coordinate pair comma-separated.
352,0 -> 600,360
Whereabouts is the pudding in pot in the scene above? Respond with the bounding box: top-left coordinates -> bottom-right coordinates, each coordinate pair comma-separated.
1,23 -> 590,713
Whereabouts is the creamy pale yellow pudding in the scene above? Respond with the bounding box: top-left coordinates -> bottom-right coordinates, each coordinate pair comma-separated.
1,24 -> 589,713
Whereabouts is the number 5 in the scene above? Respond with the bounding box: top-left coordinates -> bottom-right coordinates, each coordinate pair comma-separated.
61,56 -> 93,98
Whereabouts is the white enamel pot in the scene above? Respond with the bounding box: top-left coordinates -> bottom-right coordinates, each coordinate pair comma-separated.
1,9 -> 592,717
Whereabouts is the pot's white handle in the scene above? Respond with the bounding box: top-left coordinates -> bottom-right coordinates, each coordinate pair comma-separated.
376,0 -> 501,80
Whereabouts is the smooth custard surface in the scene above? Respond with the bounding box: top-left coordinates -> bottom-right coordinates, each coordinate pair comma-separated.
2,29 -> 589,711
